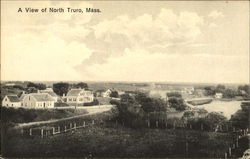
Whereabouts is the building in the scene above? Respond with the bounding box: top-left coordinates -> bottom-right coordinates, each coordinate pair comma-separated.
66,88 -> 94,106
102,89 -> 112,97
39,88 -> 58,102
21,93 -> 55,108
215,93 -> 223,99
2,95 -> 21,107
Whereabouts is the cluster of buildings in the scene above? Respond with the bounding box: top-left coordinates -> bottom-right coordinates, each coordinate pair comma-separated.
2,88 -> 94,109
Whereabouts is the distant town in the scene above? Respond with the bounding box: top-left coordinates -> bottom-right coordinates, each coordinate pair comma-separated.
1,81 -> 249,109
1,81 -> 249,158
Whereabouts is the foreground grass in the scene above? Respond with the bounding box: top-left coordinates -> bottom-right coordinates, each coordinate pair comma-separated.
3,122 -> 237,158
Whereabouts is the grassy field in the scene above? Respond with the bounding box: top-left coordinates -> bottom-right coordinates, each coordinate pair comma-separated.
0,107 -> 88,125
3,120 -> 238,158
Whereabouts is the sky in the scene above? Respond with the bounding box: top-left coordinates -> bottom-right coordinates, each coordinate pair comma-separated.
1,1 -> 249,84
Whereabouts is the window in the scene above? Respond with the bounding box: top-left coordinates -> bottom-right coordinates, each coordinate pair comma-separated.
69,98 -> 72,102
5,98 -> 7,101
29,96 -> 31,100
73,98 -> 76,101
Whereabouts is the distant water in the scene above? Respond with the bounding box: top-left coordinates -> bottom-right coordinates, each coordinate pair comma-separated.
198,100 -> 242,119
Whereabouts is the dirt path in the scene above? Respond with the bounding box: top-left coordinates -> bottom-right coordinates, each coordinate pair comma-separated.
14,105 -> 113,129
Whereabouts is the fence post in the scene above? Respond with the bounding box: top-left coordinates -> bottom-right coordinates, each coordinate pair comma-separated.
29,128 -> 32,136
232,144 -> 235,149
186,141 -> 189,157
52,127 -> 55,135
83,121 -> 86,127
156,121 -> 159,128
21,128 -> 24,136
58,126 -> 60,133
233,127 -> 235,132
92,120 -> 95,125
228,147 -> 231,156
74,123 -> 77,130
147,120 -> 150,128
225,152 -> 227,159
190,124 -> 192,129
64,126 -> 67,132
41,129 -> 44,138
70,123 -> 72,129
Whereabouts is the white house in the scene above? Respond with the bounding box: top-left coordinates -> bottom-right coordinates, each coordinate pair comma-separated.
102,89 -> 112,98
215,93 -> 223,99
21,93 -> 55,108
66,88 -> 94,106
2,95 -> 21,107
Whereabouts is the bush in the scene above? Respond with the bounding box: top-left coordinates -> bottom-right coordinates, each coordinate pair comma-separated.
168,97 -> 186,111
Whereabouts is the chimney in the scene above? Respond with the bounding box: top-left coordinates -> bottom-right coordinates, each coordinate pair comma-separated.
22,91 -> 26,95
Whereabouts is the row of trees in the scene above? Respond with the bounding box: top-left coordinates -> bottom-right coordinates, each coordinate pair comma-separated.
24,82 -> 89,96
111,92 -> 190,128
204,84 -> 250,98
52,82 -> 88,96
111,92 -> 230,131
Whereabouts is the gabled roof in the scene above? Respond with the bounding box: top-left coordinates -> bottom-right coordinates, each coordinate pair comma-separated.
6,95 -> 20,102
40,90 -> 57,97
67,89 -> 83,96
19,93 -> 27,100
30,93 -> 55,102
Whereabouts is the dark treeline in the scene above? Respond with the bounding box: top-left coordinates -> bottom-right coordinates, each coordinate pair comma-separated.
110,92 -> 233,132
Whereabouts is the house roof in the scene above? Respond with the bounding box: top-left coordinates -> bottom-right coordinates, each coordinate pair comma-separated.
19,94 -> 27,100
67,89 -> 83,96
30,93 -> 55,102
6,95 -> 20,102
40,90 -> 57,97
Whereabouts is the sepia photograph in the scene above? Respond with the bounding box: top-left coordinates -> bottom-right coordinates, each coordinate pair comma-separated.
1,1 -> 250,158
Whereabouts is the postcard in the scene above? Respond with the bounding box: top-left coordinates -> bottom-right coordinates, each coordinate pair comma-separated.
1,1 -> 249,158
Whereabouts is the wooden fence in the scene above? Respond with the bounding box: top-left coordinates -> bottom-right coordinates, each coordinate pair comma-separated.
224,128 -> 249,159
18,119 -> 96,138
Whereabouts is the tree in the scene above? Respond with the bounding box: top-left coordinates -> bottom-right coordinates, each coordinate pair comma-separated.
168,97 -> 186,111
27,82 -> 37,88
204,86 -> 216,96
223,88 -> 237,98
53,82 -> 69,96
74,82 -> 88,89
215,84 -> 226,93
135,92 -> 166,113
36,83 -> 46,90
230,102 -> 249,129
205,112 -> 227,128
27,82 -> 46,90
110,91 -> 119,98
238,85 -> 250,96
